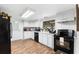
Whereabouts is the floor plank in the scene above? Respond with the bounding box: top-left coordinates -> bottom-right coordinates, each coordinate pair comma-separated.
11,39 -> 55,54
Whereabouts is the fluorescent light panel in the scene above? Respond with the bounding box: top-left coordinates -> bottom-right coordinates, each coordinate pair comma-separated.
22,10 -> 34,18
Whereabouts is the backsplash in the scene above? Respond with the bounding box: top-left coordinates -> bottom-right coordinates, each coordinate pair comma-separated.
43,20 -> 55,31
23,27 -> 40,31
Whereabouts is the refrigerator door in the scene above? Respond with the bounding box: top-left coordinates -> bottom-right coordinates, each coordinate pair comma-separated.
0,15 -> 11,54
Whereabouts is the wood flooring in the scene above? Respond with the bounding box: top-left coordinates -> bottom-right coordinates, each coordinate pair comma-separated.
11,39 -> 55,54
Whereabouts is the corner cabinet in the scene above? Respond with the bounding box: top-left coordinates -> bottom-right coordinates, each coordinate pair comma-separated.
24,31 -> 34,39
39,32 -> 54,49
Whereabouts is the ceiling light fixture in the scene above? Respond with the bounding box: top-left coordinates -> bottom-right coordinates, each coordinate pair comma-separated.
21,10 -> 34,18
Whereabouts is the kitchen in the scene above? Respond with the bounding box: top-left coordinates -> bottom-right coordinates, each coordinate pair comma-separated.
0,4 -> 78,54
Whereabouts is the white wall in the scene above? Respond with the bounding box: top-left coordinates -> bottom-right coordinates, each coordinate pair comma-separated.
74,32 -> 79,54
74,5 -> 79,54
24,21 -> 43,28
11,20 -> 43,41
11,20 -> 23,41
54,8 -> 76,31
55,21 -> 76,30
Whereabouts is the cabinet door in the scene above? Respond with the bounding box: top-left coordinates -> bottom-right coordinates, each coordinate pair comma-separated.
39,33 -> 43,44
42,34 -> 48,46
24,32 -> 27,39
47,34 -> 54,49
29,32 -> 34,39
31,32 -> 34,39
24,32 -> 34,39
24,32 -> 30,39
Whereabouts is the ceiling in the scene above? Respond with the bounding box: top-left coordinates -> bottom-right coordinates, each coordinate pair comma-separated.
0,4 -> 75,22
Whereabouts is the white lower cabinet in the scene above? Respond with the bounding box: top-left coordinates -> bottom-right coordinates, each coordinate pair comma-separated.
47,34 -> 54,48
39,32 -> 54,49
24,32 -> 34,39
39,32 -> 48,45
39,33 -> 43,43
42,34 -> 48,46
